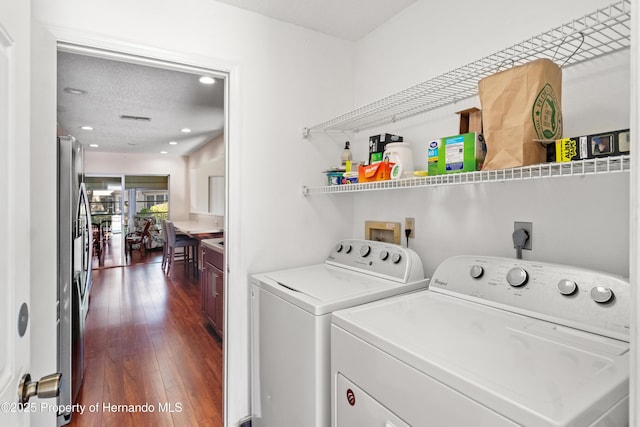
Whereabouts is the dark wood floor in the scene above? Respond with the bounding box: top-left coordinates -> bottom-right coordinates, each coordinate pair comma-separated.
69,255 -> 224,426
94,232 -> 162,269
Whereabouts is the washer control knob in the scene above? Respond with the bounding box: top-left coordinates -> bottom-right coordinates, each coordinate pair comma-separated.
335,243 -> 343,253
344,244 -> 352,254
506,267 -> 528,287
591,286 -> 614,304
391,253 -> 402,264
380,250 -> 389,261
360,245 -> 371,257
469,265 -> 484,279
557,279 -> 578,296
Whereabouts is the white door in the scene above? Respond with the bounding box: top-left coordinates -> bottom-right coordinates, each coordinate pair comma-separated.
0,1 -> 36,425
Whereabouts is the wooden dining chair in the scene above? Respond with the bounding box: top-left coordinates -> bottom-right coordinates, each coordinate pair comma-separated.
125,219 -> 151,259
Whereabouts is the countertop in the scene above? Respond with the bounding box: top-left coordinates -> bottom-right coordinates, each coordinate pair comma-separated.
201,238 -> 224,254
173,221 -> 224,235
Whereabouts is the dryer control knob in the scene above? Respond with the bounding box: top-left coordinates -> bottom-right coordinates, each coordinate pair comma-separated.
391,253 -> 402,264
344,244 -> 352,254
591,286 -> 614,304
469,265 -> 484,279
557,279 -> 578,296
335,243 -> 343,253
360,245 -> 371,257
380,250 -> 389,261
506,267 -> 528,287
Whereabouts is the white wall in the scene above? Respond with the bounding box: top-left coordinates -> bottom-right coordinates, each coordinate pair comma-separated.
87,138 -> 227,227
351,174 -> 629,277
354,0 -> 620,103
189,134 -> 225,170
188,134 -> 225,219
85,152 -> 190,220
33,1 -> 355,424
349,0 -> 631,278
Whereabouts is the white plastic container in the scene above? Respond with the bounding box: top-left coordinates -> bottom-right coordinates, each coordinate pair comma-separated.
383,143 -> 414,177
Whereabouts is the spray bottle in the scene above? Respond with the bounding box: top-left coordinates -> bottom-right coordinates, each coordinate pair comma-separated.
341,141 -> 352,171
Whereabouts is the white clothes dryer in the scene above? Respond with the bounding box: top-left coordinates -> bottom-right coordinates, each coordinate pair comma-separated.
332,255 -> 630,427
250,239 -> 428,427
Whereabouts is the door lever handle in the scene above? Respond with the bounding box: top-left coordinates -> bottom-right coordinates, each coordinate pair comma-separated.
19,373 -> 62,404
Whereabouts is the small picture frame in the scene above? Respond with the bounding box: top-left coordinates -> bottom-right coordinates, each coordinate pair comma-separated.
591,134 -> 614,156
618,131 -> 630,153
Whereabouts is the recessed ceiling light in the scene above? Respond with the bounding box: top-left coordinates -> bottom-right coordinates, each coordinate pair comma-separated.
199,76 -> 215,85
169,141 -> 178,145
160,151 -> 168,154
80,126 -> 94,131
89,144 -> 99,148
64,87 -> 87,95
181,128 -> 192,133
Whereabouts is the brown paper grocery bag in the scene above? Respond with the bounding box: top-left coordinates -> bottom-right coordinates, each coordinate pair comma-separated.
478,58 -> 562,170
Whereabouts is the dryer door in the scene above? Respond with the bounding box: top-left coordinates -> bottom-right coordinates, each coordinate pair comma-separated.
336,374 -> 409,427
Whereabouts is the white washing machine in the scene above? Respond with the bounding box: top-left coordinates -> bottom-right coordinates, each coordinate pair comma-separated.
332,255 -> 630,427
250,239 -> 429,427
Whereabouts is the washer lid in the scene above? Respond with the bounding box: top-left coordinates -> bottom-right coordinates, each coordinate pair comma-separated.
253,264 -> 427,315
332,291 -> 630,427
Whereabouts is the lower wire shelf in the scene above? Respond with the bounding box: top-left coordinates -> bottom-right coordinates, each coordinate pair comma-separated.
303,155 -> 630,196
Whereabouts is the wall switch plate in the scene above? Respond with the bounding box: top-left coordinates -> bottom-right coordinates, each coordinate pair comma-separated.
405,217 -> 415,238
514,221 -> 532,250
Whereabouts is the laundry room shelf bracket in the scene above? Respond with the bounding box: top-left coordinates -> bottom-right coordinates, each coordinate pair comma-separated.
302,0 -> 631,137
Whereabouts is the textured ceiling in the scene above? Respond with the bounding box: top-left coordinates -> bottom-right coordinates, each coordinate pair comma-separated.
57,51 -> 225,156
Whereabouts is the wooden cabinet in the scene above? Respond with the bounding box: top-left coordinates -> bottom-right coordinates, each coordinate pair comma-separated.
201,245 -> 224,340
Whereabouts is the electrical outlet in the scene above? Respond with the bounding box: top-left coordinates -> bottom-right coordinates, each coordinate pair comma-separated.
405,217 -> 415,238
513,221 -> 532,250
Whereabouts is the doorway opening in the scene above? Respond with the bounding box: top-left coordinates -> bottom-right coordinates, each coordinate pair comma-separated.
56,43 -> 230,425
85,174 -> 170,268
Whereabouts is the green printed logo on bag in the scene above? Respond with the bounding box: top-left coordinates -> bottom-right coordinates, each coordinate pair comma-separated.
532,83 -> 562,140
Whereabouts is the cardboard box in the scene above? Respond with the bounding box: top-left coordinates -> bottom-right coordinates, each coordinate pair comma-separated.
546,129 -> 630,162
369,133 -> 403,164
358,162 -> 394,182
427,139 -> 440,176
438,132 -> 486,174
369,151 -> 385,164
456,107 -> 483,134
550,137 -> 581,162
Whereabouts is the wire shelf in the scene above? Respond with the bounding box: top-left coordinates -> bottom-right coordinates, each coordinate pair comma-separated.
302,155 -> 630,195
303,0 -> 631,136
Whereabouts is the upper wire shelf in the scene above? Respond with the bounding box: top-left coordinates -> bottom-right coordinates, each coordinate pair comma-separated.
302,0 -> 631,137
302,156 -> 630,195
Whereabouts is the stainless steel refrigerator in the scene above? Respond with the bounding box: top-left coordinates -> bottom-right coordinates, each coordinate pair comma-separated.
57,136 -> 92,426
